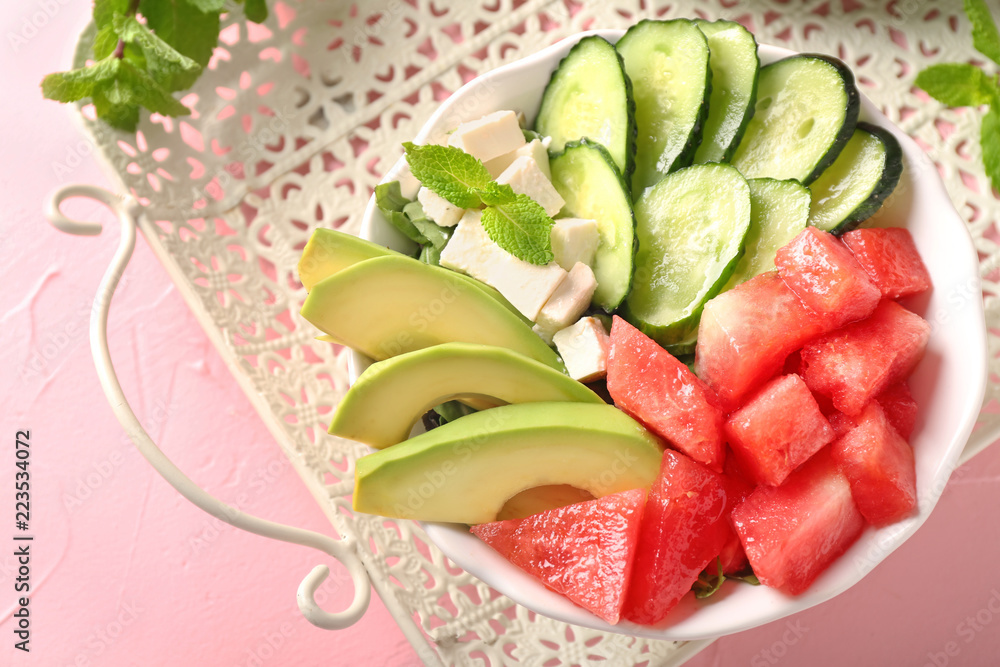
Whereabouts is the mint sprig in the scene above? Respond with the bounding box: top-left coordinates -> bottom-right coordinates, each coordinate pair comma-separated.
41,0 -> 267,131
915,0 -> 1000,192
402,143 -> 555,265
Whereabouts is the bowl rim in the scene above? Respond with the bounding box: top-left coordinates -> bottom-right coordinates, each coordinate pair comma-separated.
350,28 -> 989,640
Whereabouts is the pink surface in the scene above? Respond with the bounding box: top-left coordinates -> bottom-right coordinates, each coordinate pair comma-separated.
3,4 -> 1000,667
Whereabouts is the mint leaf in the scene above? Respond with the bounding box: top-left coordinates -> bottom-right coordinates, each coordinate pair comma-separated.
139,0 -> 221,91
94,0 -> 129,28
93,24 -> 121,60
243,0 -> 269,23
481,194 -> 554,265
403,143 -> 494,208
187,0 -> 227,11
115,60 -> 191,116
41,58 -> 121,103
474,181 -> 518,207
93,86 -> 140,131
982,106 -> 1000,193
915,63 -> 999,107
115,15 -> 201,83
965,0 -> 1000,67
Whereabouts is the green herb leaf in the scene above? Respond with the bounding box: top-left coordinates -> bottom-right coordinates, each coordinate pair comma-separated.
92,86 -> 140,131
481,194 -> 555,265
982,106 -> 1000,193
474,181 -> 518,207
93,0 -> 129,28
965,0 -> 1000,67
93,24 -> 121,60
115,15 -> 202,83
138,0 -> 221,91
187,0 -> 227,12
404,201 -> 452,250
243,0 -> 269,23
374,181 -> 428,245
692,558 -> 725,599
402,143 -> 494,208
41,58 -> 121,103
915,63 -> 999,108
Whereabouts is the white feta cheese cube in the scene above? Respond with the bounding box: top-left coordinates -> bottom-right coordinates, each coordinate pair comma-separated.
484,139 -> 552,179
551,218 -> 600,271
496,156 -> 565,217
417,187 -> 464,227
553,316 -> 610,382
535,262 -> 597,337
396,162 -> 422,199
440,210 -> 568,321
447,110 -> 525,163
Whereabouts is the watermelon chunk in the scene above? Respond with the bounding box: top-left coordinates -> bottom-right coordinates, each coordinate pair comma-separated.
831,402 -> 917,525
725,374 -> 836,486
695,272 -> 831,410
876,381 -> 918,441
471,488 -> 646,624
621,450 -> 730,625
608,316 -> 725,472
801,300 -> 930,416
841,227 -> 932,299
716,459 -> 754,575
731,449 -> 865,594
775,226 -> 880,327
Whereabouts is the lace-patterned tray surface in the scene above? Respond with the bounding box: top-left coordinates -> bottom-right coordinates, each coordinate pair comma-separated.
73,0 -> 1000,664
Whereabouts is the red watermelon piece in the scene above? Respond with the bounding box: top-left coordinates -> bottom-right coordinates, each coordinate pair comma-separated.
731,449 -> 865,595
725,374 -> 836,487
608,316 -> 725,472
876,381 -> 919,441
695,272 -> 832,411
776,227 -> 880,327
827,411 -> 858,439
841,227 -> 932,300
831,402 -> 917,526
471,488 -> 646,624
801,300 -> 930,416
716,460 -> 754,575
621,450 -> 730,625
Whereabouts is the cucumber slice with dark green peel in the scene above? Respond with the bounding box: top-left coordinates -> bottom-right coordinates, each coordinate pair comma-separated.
616,19 -> 712,196
731,54 -> 860,184
549,139 -> 636,312
536,35 -> 636,182
808,122 -> 904,234
621,163 -> 751,347
722,178 -> 811,290
693,19 -> 760,164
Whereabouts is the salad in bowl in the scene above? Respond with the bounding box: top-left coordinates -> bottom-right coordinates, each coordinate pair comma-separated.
295,20 -> 987,640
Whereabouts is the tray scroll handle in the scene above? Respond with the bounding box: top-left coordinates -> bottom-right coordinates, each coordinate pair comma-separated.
45,184 -> 371,631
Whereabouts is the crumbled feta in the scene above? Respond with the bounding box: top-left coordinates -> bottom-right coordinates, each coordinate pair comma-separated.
447,110 -> 525,163
484,139 -> 552,179
417,187 -> 464,227
496,156 -> 565,217
551,218 -> 600,271
535,262 -> 597,337
440,210 -> 568,321
553,316 -> 611,382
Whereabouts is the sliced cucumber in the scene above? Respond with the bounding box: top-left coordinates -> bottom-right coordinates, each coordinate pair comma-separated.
808,122 -> 904,234
536,35 -> 636,182
722,178 -> 811,290
616,19 -> 712,195
621,163 -> 751,346
731,54 -> 860,184
549,139 -> 636,312
693,19 -> 760,164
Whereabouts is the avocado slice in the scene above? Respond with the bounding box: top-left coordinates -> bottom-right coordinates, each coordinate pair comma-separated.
331,343 -> 603,448
353,402 -> 664,524
297,229 -> 526,321
301,256 -> 564,371
298,228 -> 393,292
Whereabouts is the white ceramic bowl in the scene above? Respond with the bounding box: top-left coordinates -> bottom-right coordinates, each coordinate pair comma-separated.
351,29 -> 988,640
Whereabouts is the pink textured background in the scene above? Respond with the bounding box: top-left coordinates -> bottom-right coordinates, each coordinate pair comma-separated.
3,4 -> 1000,666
